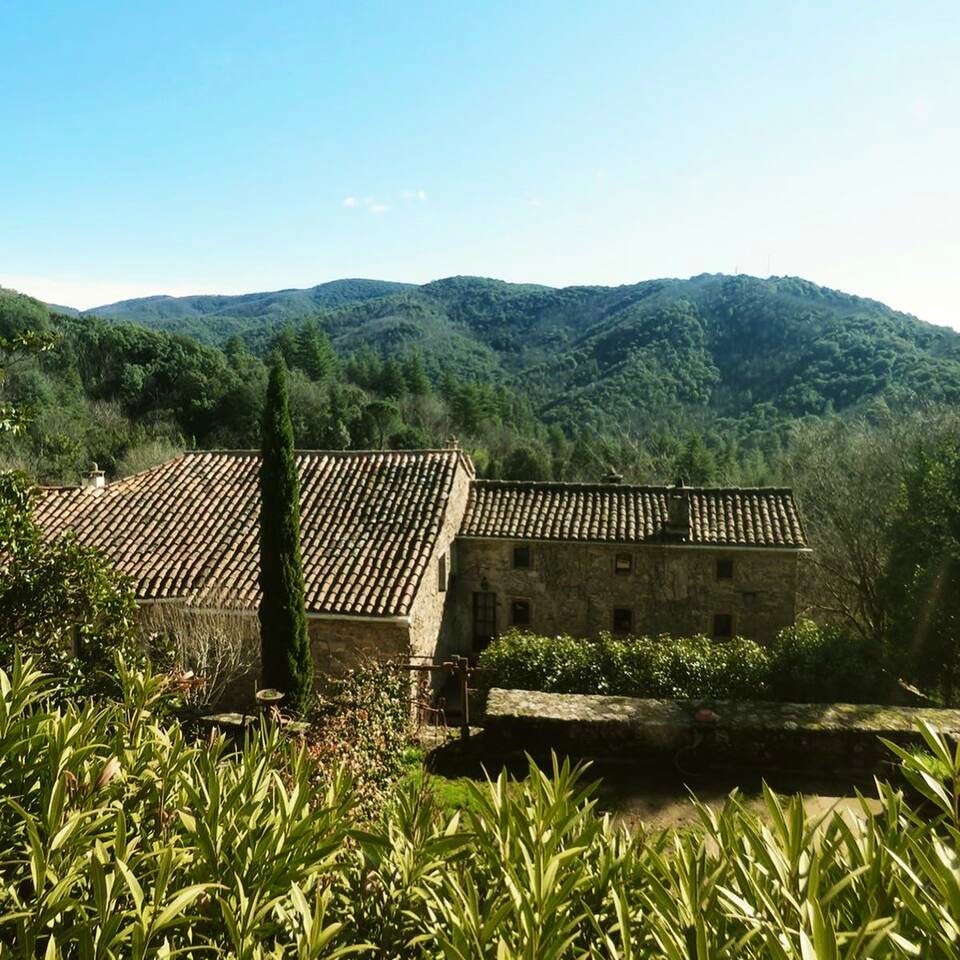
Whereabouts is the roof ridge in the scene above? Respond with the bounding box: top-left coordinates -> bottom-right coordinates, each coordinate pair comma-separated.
180,447 -> 467,457
471,479 -> 797,494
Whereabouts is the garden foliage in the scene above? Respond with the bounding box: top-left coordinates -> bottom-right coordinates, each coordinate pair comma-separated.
5,657 -> 960,956
0,470 -> 143,698
479,621 -> 886,703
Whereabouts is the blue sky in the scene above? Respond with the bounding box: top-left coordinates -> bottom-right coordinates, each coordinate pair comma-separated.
2,1 -> 958,327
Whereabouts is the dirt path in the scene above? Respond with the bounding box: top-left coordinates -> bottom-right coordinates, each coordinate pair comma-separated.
592,765 -> 882,831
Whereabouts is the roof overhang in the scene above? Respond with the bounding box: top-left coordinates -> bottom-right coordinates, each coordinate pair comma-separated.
455,535 -> 811,553
138,598 -> 412,625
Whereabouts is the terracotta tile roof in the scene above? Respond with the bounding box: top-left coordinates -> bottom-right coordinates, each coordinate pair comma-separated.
460,481 -> 808,548
35,450 -> 470,616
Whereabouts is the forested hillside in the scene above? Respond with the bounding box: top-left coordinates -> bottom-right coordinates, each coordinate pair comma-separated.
5,273 -> 960,485
81,273 -> 960,429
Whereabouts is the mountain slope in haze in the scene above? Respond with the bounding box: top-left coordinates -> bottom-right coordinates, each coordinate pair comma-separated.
85,278 -> 413,343
79,273 -> 960,431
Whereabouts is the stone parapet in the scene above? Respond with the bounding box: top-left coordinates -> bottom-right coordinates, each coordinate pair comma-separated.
483,688 -> 960,773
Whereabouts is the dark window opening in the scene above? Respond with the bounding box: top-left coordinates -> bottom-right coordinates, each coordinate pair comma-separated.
615,552 -> 633,575
612,607 -> 633,635
438,553 -> 447,592
511,598 -> 531,628
473,591 -> 497,651
513,545 -> 531,569
716,558 -> 735,580
713,613 -> 733,639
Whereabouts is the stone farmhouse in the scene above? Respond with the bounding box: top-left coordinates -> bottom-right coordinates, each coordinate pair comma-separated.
36,448 -> 809,682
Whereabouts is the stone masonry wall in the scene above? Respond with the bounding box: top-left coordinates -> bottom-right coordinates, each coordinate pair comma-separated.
483,688 -> 960,774
452,538 -> 799,649
408,462 -> 473,665
308,616 -> 411,676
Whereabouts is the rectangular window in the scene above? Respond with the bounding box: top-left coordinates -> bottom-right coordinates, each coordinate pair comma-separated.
741,591 -> 758,609
513,545 -> 531,569
712,613 -> 733,639
473,592 -> 497,650
511,598 -> 531,628
438,553 -> 447,592
615,552 -> 633,575
716,558 -> 734,580
612,607 -> 633,635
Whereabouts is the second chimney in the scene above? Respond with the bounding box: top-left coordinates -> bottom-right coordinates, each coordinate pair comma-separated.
666,479 -> 690,539
82,463 -> 106,492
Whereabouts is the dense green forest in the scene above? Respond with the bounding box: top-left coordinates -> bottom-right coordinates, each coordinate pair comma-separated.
3,272 -> 960,486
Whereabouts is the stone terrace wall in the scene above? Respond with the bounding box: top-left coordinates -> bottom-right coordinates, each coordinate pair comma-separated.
483,688 -> 960,774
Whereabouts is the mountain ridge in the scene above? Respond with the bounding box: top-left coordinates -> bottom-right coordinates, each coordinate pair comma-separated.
43,272 -> 960,432
69,272 -> 944,333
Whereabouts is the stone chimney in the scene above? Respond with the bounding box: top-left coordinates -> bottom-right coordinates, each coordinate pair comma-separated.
665,477 -> 690,539
82,463 -> 106,492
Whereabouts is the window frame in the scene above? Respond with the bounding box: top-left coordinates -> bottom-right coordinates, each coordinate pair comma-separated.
712,612 -> 734,639
472,591 -> 497,650
510,597 -> 531,628
614,552 -> 633,575
512,545 -> 531,570
716,557 -> 735,581
612,607 -> 634,636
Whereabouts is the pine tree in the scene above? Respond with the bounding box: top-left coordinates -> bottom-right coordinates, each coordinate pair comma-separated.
402,351 -> 430,396
296,318 -> 337,382
258,354 -> 312,712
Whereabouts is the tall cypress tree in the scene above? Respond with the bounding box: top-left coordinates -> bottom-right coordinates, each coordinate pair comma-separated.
258,354 -> 312,711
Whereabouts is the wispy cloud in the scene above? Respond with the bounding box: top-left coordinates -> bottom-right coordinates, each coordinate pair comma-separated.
342,189 -> 426,213
526,196 -> 543,208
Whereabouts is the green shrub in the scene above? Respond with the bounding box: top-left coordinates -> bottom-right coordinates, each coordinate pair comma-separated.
476,629 -> 607,694
767,619 -> 886,703
479,629 -> 771,700
6,656 -> 960,956
0,470 -> 144,698
304,660 -> 412,818
481,622 -> 887,703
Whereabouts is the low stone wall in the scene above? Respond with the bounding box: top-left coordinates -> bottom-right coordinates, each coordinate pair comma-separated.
483,689 -> 960,773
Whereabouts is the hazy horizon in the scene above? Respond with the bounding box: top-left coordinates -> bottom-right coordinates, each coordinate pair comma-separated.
9,269 -> 957,334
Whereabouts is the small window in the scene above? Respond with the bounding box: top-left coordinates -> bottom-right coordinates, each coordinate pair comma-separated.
511,598 -> 531,628
615,552 -> 633,575
438,553 -> 447,592
741,591 -> 758,609
612,607 -> 633,635
473,591 -> 497,650
713,613 -> 733,639
716,558 -> 735,581
513,545 -> 531,569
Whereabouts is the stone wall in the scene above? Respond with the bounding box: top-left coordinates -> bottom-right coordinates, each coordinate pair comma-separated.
483,688 -> 960,774
452,538 -> 799,649
409,461 -> 473,673
308,616 -> 411,675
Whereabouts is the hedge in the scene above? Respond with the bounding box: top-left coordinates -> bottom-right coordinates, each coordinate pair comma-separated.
478,619 -> 888,703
